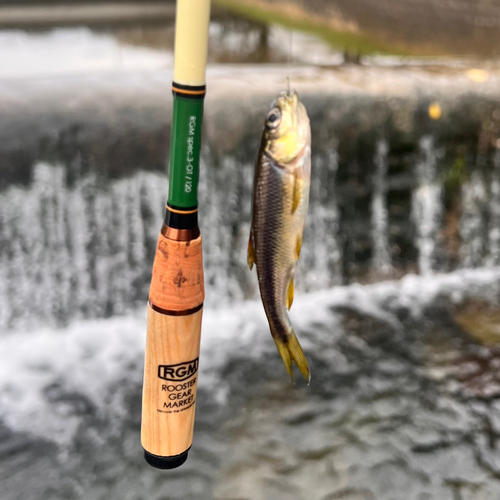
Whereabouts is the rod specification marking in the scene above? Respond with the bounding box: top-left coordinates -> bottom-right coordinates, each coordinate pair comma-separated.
184,116 -> 196,193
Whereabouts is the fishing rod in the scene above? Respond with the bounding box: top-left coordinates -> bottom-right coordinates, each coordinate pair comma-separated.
141,0 -> 211,470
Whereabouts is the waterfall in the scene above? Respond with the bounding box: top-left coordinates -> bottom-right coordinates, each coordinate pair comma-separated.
0,163 -> 166,329
371,140 -> 391,273
302,143 -> 342,289
460,169 -> 487,268
2,134 -> 500,327
411,136 -> 443,275
487,148 -> 500,266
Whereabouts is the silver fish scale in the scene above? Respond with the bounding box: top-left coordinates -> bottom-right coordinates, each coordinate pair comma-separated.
252,152 -> 308,342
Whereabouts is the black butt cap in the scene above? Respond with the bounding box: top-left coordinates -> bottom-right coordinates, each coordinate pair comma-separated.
144,449 -> 189,470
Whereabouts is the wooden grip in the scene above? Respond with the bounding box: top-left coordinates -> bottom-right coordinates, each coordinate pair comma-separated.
141,231 -> 204,461
141,304 -> 202,457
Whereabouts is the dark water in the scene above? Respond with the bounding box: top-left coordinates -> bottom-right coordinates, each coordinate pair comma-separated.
3,271 -> 500,499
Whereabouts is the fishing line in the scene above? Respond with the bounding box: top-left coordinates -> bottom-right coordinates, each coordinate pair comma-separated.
288,24 -> 293,64
286,3 -> 293,96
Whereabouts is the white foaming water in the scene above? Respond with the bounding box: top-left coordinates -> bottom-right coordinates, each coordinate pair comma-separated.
412,136 -> 444,275
2,267 -> 500,445
371,140 -> 390,272
0,22 -> 344,81
198,155 -> 254,303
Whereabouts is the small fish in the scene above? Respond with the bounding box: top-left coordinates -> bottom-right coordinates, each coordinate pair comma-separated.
248,88 -> 311,382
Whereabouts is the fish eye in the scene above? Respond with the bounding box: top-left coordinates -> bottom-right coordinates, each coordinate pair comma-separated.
266,109 -> 281,128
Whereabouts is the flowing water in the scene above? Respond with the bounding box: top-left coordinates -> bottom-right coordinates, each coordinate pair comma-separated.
411,136 -> 443,276
2,124 -> 500,499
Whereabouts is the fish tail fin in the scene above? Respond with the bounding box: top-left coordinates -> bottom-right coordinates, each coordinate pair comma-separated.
273,331 -> 310,384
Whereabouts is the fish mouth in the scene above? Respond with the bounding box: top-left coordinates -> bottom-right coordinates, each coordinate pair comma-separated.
270,89 -> 307,135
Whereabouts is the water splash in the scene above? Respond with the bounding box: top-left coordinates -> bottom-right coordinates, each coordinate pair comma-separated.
3,266 -> 500,448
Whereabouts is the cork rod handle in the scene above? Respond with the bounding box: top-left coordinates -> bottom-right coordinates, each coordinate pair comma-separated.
141,232 -> 204,468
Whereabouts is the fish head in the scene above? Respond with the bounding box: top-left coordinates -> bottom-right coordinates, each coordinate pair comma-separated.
263,90 -> 310,165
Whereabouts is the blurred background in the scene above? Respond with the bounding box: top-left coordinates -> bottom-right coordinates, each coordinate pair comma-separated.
2,0 -> 500,499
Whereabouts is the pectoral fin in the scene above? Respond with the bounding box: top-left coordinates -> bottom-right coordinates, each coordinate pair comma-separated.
247,232 -> 255,270
287,276 -> 294,310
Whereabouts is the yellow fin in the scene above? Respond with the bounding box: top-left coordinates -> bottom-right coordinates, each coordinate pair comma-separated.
296,234 -> 302,260
287,276 -> 294,310
274,337 -> 293,380
273,332 -> 310,383
247,233 -> 255,270
292,174 -> 302,214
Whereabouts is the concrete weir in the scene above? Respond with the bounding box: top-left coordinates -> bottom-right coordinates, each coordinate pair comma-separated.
1,64 -> 500,183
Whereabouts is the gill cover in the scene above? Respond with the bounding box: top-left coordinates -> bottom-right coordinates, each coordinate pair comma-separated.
264,90 -> 310,165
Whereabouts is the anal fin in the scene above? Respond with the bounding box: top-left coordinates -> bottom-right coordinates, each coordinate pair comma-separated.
247,232 -> 255,270
296,234 -> 303,260
287,276 -> 294,310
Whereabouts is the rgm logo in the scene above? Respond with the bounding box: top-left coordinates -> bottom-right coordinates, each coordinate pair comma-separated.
158,358 -> 199,382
